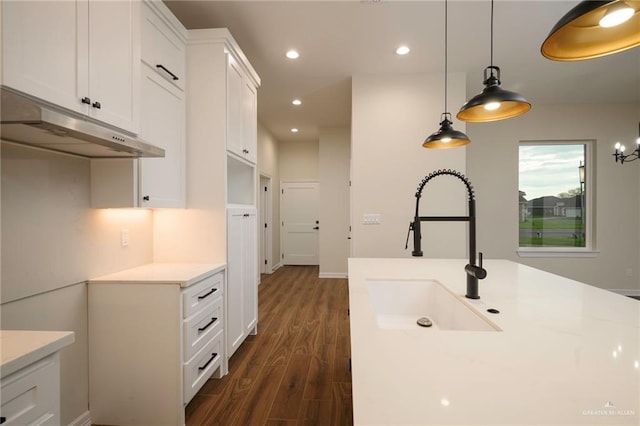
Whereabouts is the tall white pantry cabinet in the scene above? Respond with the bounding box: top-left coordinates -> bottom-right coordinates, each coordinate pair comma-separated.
186,29 -> 261,361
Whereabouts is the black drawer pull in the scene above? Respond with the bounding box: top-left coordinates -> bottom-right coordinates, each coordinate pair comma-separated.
197,287 -> 217,300
156,64 -> 179,81
81,96 -> 91,104
92,101 -> 101,109
198,317 -> 218,333
198,353 -> 218,371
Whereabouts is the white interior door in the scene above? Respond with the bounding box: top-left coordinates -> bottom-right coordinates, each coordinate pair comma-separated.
281,181 -> 319,265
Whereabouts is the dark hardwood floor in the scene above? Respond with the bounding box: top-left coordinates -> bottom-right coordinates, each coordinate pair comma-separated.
186,266 -> 353,426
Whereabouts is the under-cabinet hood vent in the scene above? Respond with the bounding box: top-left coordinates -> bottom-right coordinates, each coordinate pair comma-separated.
1,87 -> 165,158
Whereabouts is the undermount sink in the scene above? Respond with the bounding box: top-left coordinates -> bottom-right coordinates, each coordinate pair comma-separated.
366,279 -> 501,331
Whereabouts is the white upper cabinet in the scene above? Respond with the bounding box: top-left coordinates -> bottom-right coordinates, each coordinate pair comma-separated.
91,0 -> 186,208
138,62 -> 185,208
1,0 -> 140,134
226,55 -> 258,164
142,1 -> 185,91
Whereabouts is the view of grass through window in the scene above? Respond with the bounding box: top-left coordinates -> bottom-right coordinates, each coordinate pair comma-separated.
519,143 -> 586,247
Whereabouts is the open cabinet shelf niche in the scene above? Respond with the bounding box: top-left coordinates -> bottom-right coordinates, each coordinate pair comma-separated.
227,154 -> 255,206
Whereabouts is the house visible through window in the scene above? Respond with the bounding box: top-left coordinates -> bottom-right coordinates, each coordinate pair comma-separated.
519,141 -> 592,250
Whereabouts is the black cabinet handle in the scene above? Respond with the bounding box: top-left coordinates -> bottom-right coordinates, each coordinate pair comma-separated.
156,64 -> 179,81
313,226 -> 319,230
92,101 -> 101,109
198,353 -> 218,371
198,317 -> 218,333
81,97 -> 91,104
197,287 -> 217,300
142,195 -> 150,202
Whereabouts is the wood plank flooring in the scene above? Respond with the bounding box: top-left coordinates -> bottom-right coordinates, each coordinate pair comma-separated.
186,266 -> 353,426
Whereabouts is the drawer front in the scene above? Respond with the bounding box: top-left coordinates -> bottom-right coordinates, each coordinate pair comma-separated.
0,354 -> 59,425
182,272 -> 223,318
183,331 -> 223,404
141,2 -> 185,90
183,297 -> 223,362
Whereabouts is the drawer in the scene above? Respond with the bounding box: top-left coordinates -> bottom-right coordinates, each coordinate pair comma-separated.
182,272 -> 223,318
183,331 -> 223,404
183,297 -> 223,362
141,2 -> 185,90
0,354 -> 59,425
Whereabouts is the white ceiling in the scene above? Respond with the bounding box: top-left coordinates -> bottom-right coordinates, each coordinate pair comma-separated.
164,1 -> 640,143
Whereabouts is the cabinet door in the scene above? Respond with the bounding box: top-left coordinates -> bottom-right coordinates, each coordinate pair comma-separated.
140,65 -> 185,208
1,0 -> 89,115
88,0 -> 140,133
242,211 -> 258,334
242,81 -> 258,164
226,57 -> 244,158
141,2 -> 186,91
226,211 -> 245,358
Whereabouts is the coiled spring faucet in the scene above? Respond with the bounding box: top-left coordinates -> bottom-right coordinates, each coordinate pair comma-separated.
405,169 -> 487,299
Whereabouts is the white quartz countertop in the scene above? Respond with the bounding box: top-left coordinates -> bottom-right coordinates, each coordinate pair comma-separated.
89,262 -> 225,287
0,330 -> 75,377
348,258 -> 640,426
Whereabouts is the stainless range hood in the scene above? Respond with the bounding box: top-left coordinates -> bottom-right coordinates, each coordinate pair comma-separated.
1,87 -> 165,158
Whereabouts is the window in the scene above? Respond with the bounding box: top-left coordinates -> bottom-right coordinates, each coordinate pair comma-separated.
518,141 -> 596,256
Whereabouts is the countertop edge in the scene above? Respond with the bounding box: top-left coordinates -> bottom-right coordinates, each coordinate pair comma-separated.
88,262 -> 226,287
1,330 -> 75,378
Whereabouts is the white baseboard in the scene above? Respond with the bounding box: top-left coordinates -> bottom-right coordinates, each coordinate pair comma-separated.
319,272 -> 348,279
610,288 -> 640,297
68,411 -> 91,426
272,262 -> 282,271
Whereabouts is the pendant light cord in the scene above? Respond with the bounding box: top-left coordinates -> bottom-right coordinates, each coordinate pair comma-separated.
490,0 -> 494,68
444,0 -> 448,114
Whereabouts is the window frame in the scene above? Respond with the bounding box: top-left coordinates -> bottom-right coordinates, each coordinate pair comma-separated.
517,139 -> 599,258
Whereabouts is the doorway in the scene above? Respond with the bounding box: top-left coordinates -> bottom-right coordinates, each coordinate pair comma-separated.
281,181 -> 319,265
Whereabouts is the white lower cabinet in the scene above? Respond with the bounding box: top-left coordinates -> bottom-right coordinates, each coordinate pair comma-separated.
226,208 -> 258,358
0,354 -> 60,425
88,264 -> 225,425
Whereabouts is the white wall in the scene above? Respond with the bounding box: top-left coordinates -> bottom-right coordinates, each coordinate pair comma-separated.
319,127 -> 350,277
1,142 -> 154,425
351,72 -> 467,259
258,122 -> 280,269
467,102 -> 640,292
279,140 -> 319,181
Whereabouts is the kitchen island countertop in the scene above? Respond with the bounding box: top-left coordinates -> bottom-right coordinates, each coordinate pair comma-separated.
348,258 -> 639,425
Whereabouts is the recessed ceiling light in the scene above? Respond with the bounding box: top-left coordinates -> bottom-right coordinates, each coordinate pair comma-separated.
292,99 -> 302,106
286,50 -> 299,59
396,45 -> 410,55
291,128 -> 299,133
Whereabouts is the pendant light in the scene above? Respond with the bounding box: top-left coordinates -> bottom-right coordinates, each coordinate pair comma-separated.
457,0 -> 531,123
424,0 -> 470,149
541,1 -> 640,61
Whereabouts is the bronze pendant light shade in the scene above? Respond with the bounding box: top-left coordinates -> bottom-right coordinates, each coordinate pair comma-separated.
541,0 -> 640,61
457,66 -> 531,122
457,0 -> 530,123
424,113 -> 471,149
424,0 -> 470,149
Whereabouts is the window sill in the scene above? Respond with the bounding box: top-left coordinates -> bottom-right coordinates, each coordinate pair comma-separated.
517,248 -> 600,258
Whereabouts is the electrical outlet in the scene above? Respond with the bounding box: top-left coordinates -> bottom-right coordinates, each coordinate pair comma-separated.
121,229 -> 129,247
363,214 -> 381,225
